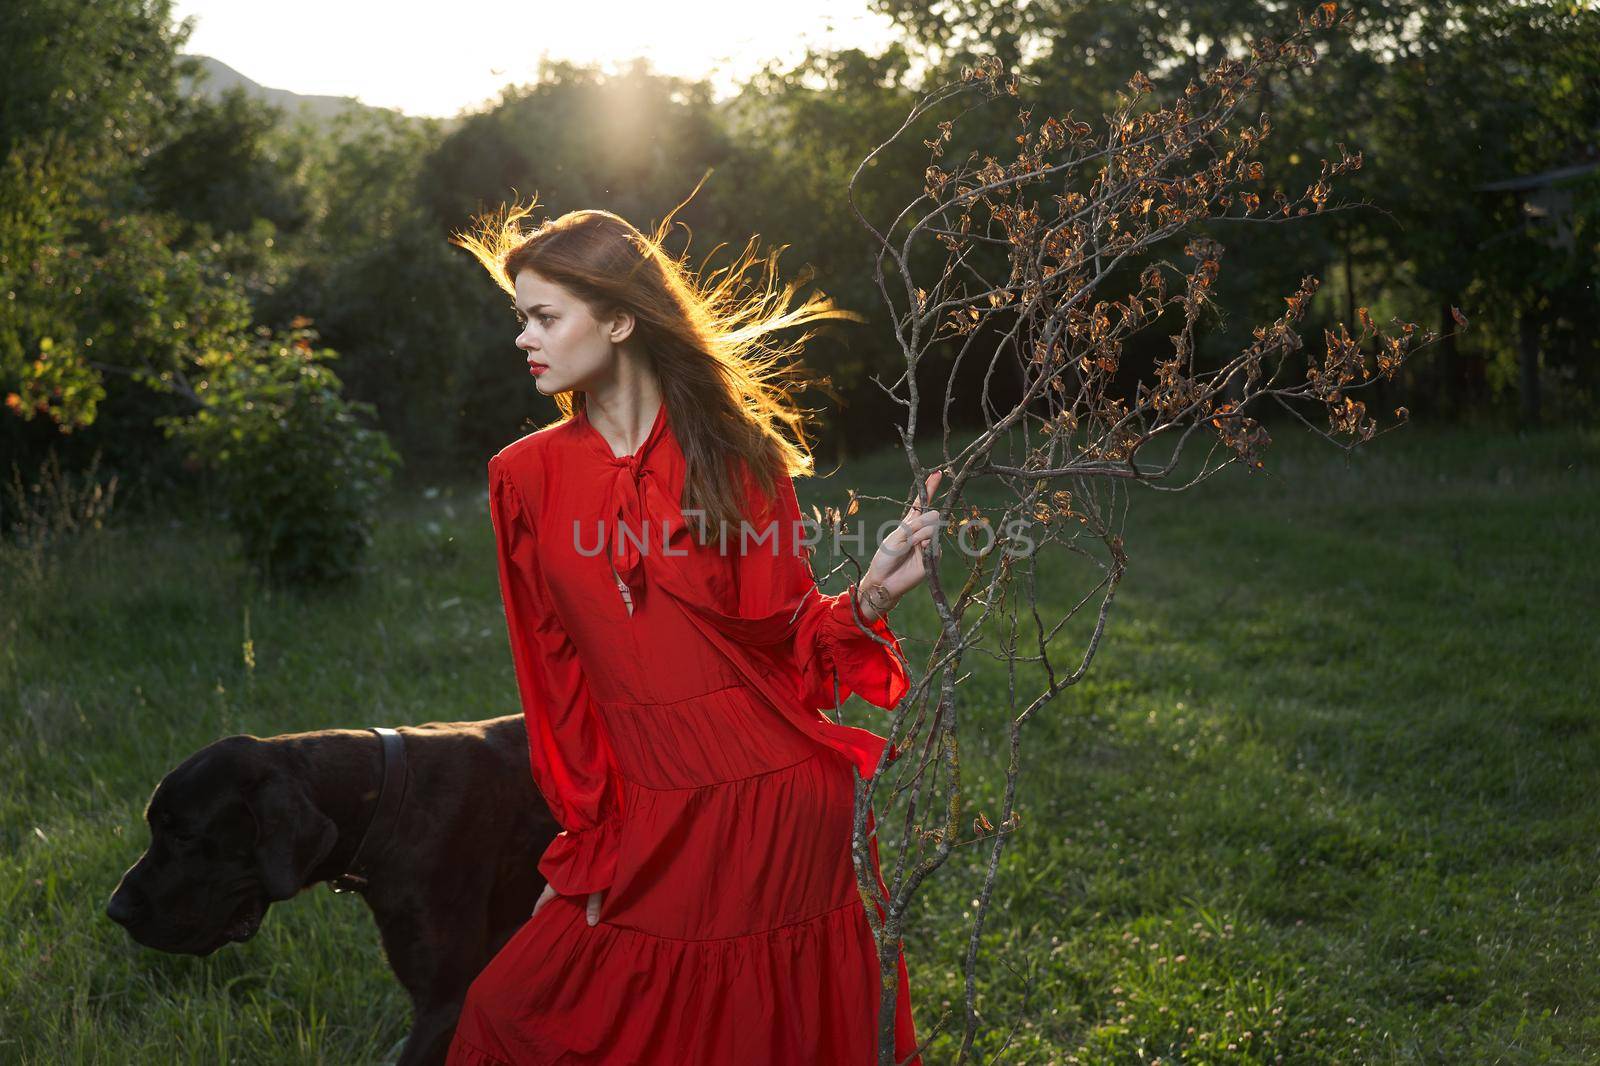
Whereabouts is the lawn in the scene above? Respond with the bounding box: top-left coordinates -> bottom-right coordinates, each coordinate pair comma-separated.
2,421 -> 1596,1063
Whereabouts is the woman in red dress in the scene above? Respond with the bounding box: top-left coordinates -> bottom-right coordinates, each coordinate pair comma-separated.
444,203 -> 942,1065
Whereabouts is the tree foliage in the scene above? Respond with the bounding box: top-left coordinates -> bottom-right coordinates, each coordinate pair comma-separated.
2,0 -> 1593,554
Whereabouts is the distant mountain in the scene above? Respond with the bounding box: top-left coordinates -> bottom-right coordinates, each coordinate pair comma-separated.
178,54 -> 421,127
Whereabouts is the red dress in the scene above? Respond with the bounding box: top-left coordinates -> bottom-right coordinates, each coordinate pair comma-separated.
446,399 -> 923,1065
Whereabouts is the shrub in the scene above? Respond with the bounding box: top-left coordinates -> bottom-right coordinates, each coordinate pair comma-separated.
159,323 -> 400,586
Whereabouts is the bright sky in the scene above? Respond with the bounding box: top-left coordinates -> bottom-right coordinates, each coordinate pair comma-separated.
170,0 -> 904,118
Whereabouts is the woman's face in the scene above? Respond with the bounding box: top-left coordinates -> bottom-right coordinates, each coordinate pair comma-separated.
513,269 -> 630,395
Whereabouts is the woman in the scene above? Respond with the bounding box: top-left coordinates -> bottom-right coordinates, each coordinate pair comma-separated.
445,201 -> 941,1065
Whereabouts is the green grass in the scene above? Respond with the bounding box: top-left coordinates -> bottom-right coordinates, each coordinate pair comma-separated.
2,424 -> 1596,1063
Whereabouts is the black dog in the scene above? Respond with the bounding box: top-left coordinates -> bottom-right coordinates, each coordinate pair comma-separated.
107,715 -> 553,1066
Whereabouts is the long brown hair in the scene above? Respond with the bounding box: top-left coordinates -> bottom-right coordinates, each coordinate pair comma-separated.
451,183 -> 859,541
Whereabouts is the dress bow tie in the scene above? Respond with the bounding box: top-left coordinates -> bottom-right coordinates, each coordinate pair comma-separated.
580,402 -> 671,599
604,455 -> 655,596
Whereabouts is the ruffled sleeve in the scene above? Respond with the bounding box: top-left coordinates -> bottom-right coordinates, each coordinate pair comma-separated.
734,465 -> 911,714
487,455 -> 623,896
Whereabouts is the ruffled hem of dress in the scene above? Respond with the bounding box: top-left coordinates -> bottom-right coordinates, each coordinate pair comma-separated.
446,1033 -> 513,1065
450,894 -> 922,1065
536,816 -> 622,896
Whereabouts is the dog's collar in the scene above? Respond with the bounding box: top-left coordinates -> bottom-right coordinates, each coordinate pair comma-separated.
329,726 -> 408,895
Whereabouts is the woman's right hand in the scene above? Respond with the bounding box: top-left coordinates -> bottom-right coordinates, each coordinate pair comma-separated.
532,882 -> 604,926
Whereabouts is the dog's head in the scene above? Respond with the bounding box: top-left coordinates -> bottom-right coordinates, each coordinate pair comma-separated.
107,734 -> 338,956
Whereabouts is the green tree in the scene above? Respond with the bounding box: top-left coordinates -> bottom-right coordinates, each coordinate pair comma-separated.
137,87 -> 309,239
0,0 -> 192,170
258,107 -> 480,472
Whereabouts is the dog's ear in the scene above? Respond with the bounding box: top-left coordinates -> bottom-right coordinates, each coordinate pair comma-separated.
244,773 -> 338,902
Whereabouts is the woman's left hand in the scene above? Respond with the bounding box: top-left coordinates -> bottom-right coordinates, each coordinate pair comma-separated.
857,469 -> 944,623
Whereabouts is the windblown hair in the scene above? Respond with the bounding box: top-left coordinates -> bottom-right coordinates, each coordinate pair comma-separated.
451,184 -> 860,543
